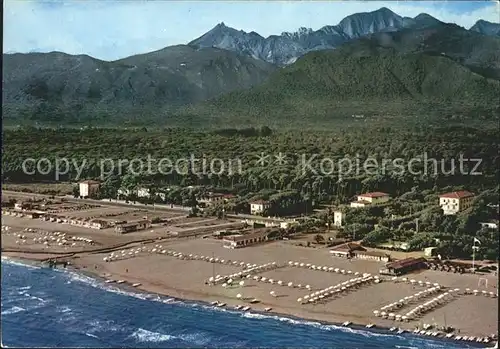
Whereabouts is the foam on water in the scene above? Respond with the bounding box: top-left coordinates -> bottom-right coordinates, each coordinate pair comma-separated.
130,328 -> 176,343
1,306 -> 26,315
1,257 -> 41,269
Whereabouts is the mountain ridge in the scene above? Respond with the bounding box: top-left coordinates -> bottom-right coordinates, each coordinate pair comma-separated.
189,7 -> 464,65
2,45 -> 277,123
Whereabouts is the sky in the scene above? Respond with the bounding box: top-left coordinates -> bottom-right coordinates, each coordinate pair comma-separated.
4,0 -> 499,61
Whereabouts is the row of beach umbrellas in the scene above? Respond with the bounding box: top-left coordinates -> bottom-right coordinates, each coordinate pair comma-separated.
464,288 -> 497,297
397,289 -> 461,320
209,262 -> 279,285
103,246 -> 150,262
379,286 -> 442,312
287,261 -> 360,276
297,275 -> 376,305
392,277 -> 440,288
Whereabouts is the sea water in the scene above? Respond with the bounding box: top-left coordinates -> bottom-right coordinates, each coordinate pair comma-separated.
1,259 -> 480,348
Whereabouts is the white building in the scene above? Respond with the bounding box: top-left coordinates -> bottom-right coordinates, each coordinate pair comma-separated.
137,187 -> 150,198
280,220 -> 299,229
198,192 -> 225,206
350,192 -> 390,208
79,180 -> 100,198
333,211 -> 344,227
357,192 -> 390,204
250,200 -> 271,215
480,221 -> 499,230
439,191 -> 474,215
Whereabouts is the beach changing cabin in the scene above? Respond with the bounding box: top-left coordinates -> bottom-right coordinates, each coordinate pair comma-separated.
222,230 -> 270,249
115,219 -> 152,234
379,257 -> 427,276
329,242 -> 365,258
352,250 -> 391,262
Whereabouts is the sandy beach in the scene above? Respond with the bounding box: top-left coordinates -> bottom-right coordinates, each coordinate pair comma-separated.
2,209 -> 498,345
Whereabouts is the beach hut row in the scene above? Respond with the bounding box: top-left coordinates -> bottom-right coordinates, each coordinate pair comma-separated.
297,275 -> 377,305
208,262 -> 279,285
286,261 -> 359,276
379,285 -> 442,312
464,288 -> 498,298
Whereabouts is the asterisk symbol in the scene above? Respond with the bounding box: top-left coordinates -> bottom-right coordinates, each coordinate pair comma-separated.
255,152 -> 270,167
274,152 -> 287,165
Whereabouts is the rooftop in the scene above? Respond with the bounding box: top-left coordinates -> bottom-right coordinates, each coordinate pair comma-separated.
330,242 -> 365,253
353,250 -> 390,258
386,257 -> 426,270
250,200 -> 270,205
223,230 -> 270,241
439,191 -> 474,199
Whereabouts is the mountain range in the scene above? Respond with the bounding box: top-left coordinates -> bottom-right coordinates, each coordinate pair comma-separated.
189,8 -> 444,65
3,7 -> 500,126
189,8 -> 499,66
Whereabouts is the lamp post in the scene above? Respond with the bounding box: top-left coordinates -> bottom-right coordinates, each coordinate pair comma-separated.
472,237 -> 481,273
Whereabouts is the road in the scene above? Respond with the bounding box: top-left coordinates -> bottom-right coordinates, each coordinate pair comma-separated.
2,190 -> 189,214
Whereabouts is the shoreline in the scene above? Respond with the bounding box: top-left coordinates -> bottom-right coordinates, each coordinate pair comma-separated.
2,255 -> 493,348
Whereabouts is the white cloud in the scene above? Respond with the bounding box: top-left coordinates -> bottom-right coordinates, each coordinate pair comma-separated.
3,0 -> 499,61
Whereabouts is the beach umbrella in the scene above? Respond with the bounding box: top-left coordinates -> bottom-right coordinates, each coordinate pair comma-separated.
278,280 -> 283,285
341,270 -> 346,274
328,267 -> 334,272
294,262 -> 299,266
304,295 -> 310,299
306,285 -> 311,290
288,261 -> 293,265
288,282 -> 293,287
222,283 -> 227,288
297,284 -> 302,288
334,268 -> 340,273
270,291 -> 276,296
300,263 -> 305,267
239,281 -> 245,286
236,294 -> 242,299
373,310 -> 379,316
297,298 -> 303,303
228,279 -> 233,284
323,267 -> 328,271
